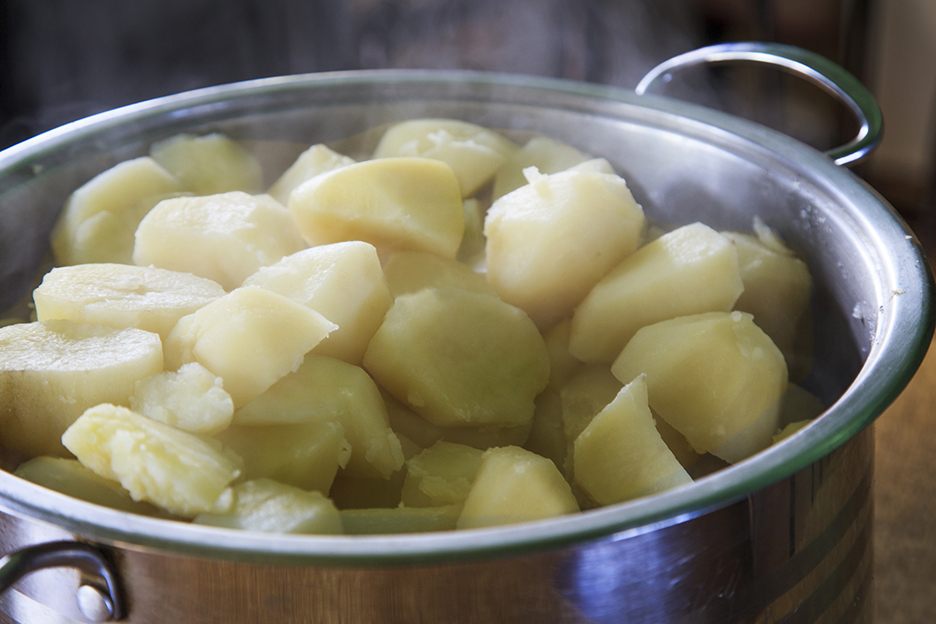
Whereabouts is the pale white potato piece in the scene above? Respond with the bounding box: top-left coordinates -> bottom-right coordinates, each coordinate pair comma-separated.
34,263 -> 225,340
133,192 -> 305,291
574,375 -> 692,505
400,441 -> 484,508
233,354 -> 404,480
569,222 -> 744,363
267,144 -> 356,206
611,311 -> 788,462
216,421 -> 351,494
51,157 -> 184,266
0,320 -> 163,457
382,250 -> 497,299
491,135 -> 589,200
364,287 -> 550,429
193,479 -> 343,535
288,157 -> 465,259
374,119 -> 518,197
242,242 -> 392,365
568,158 -> 616,175
457,445 -> 579,530
15,457 -> 162,515
130,363 -> 233,435
150,133 -> 263,195
62,404 -> 242,518
162,287 -> 336,408
485,168 -> 645,328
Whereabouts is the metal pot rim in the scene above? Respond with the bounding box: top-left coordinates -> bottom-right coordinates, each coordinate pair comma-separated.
0,69 -> 932,566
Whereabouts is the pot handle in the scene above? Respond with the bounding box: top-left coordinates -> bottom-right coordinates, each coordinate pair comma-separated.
0,540 -> 125,621
634,42 -> 883,167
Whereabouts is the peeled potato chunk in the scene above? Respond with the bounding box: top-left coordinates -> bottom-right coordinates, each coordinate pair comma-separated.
560,365 -> 623,476
242,242 -> 392,365
341,504 -> 460,535
457,445 -> 579,530
458,199 -> 487,264
574,375 -> 692,505
382,250 -> 497,299
570,222 -> 744,363
216,421 -> 350,494
130,363 -> 233,435
0,320 -> 163,457
611,311 -> 788,463
162,287 -> 336,407
50,157 -> 185,267
14,457 -> 161,515
491,135 -> 589,200
150,133 -> 263,195
267,144 -> 356,205
485,169 -> 646,328
133,192 -> 305,291
34,263 -> 225,340
374,119 -> 518,197
62,404 -> 242,518
193,479 -> 342,535
401,441 -> 484,508
288,157 -> 465,259
233,354 -> 404,480
364,287 -> 550,429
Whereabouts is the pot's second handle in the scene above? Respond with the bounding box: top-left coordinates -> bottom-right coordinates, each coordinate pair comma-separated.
0,541 -> 125,621
635,42 -> 883,167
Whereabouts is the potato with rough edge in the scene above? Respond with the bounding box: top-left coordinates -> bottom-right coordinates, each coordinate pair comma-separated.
0,320 -> 163,458
162,287 -> 336,408
150,133 -> 263,195
51,157 -> 184,267
233,354 -> 403,480
288,157 -> 464,259
242,242 -> 392,365
485,168 -> 645,328
133,192 -> 305,291
62,404 -> 242,518
382,250 -> 497,299
374,119 -> 518,197
457,445 -> 579,530
491,135 -> 589,200
193,479 -> 342,535
570,222 -> 744,363
216,421 -> 350,494
15,457 -> 162,516
401,441 -> 484,508
611,311 -> 788,463
34,264 -> 225,340
130,363 -> 233,435
364,287 -> 550,429
574,375 -> 692,505
267,144 -> 356,206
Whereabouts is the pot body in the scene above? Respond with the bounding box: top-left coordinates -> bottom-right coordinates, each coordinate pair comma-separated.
0,71 -> 927,624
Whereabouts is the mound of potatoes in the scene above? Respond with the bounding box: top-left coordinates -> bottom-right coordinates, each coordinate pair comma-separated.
0,122 -> 822,535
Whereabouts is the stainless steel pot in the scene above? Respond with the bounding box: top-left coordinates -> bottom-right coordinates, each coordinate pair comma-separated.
0,43 -> 932,623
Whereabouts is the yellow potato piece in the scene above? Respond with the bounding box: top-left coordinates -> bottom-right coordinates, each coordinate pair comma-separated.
364,287 -> 550,429
150,133 -> 263,195
288,157 -> 464,259
340,504 -> 460,535
382,250 -> 496,299
401,441 -> 484,508
267,144 -> 356,205
491,135 -> 589,200
0,320 -> 163,457
130,363 -> 233,435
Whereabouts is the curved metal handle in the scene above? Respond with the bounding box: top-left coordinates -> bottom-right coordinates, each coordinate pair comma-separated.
0,541 -> 125,621
635,42 -> 883,167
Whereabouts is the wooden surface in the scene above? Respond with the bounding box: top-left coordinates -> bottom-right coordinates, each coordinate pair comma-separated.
874,332 -> 936,622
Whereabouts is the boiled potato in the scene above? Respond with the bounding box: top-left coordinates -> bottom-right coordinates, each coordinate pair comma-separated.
288,157 -> 464,259
341,505 -> 460,535
524,387 -> 567,472
133,192 -> 305,291
364,287 -> 550,429
560,364 -> 623,477
400,441 -> 484,508
374,118 -> 518,197
150,133 -> 263,195
570,222 -> 744,363
267,144 -> 355,205
0,320 -> 163,457
491,135 -> 589,200
62,404 -> 242,518
382,250 -> 497,299
130,363 -> 233,435
34,263 -> 225,340
243,241 -> 392,365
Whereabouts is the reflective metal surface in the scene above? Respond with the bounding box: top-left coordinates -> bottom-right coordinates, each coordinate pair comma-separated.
0,70 -> 931,622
